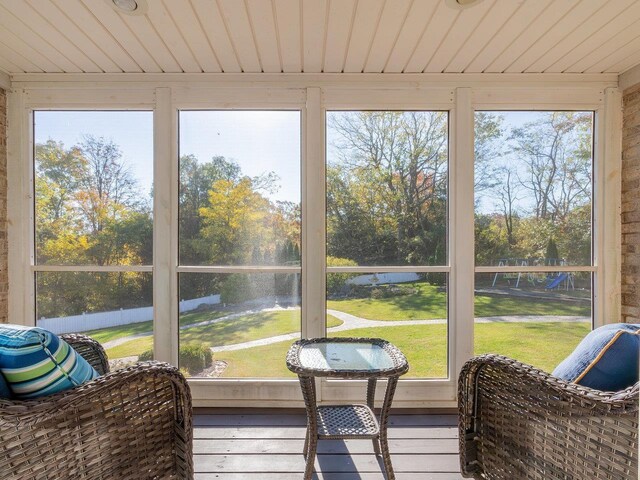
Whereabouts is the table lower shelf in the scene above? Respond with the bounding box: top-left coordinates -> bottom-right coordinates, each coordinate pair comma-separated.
316,404 -> 380,439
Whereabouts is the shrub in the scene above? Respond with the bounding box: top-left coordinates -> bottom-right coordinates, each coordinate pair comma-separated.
370,288 -> 384,299
179,343 -> 213,375
138,349 -> 154,362
326,256 -> 358,295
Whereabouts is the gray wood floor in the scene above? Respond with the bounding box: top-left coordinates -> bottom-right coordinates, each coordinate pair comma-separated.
193,410 -> 464,479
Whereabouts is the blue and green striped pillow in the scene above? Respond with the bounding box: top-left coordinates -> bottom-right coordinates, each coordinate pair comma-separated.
0,324 -> 99,399
0,371 -> 11,399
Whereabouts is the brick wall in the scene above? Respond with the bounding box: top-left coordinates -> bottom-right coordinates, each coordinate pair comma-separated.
0,89 -> 7,323
622,83 -> 640,323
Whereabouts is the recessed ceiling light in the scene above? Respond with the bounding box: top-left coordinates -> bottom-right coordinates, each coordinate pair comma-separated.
105,0 -> 148,15
445,0 -> 486,9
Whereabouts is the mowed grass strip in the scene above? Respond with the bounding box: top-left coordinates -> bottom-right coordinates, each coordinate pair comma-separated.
214,322 -> 590,378
327,283 -> 590,321
104,311 -> 343,360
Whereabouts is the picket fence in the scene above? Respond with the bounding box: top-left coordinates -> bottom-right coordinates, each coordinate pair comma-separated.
37,294 -> 221,334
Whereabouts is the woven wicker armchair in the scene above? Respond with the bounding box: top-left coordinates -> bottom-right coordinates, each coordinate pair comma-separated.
0,334 -> 193,480
459,354 -> 639,480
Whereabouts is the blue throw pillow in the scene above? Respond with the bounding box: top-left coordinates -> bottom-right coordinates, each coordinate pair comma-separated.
553,323 -> 640,391
0,324 -> 99,399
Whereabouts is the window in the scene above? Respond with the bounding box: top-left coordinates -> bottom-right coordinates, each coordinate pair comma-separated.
13,83 -> 617,407
178,110 -> 301,378
34,111 -> 153,368
326,111 -> 449,378
473,111 -> 594,372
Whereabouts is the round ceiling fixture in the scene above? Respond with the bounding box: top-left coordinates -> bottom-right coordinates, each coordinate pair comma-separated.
106,0 -> 148,15
113,0 -> 137,12
445,0 -> 486,9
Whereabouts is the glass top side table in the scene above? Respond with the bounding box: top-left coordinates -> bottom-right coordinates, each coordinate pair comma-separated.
286,337 -> 409,480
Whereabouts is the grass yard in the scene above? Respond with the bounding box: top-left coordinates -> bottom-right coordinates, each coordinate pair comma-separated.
327,282 -> 590,320
474,320 -> 590,369
86,309 -> 228,344
104,310 -> 343,360
107,336 -> 154,359
96,280 -> 590,374
215,322 -> 590,378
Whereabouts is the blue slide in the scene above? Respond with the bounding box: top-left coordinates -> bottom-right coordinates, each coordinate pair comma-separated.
546,273 -> 568,289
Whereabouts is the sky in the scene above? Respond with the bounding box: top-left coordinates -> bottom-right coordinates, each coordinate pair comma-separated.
34,111 -> 155,197
33,110 -> 593,211
180,110 -> 301,203
34,110 -> 302,203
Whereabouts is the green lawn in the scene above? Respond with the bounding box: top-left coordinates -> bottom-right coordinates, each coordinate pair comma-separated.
86,309 -> 228,344
327,283 -> 590,320
215,322 -> 590,378
96,281 -> 590,370
104,310 -> 343,359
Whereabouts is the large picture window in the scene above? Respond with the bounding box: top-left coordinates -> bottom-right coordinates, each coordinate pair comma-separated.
15,83 -> 617,407
34,111 -> 153,369
326,111 -> 449,378
178,110 -> 301,378
473,111 -> 594,372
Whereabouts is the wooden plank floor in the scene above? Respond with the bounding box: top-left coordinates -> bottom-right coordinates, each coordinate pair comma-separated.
193,410 -> 464,479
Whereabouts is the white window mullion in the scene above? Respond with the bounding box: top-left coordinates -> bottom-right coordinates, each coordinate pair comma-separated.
451,87 -> 475,381
597,87 -> 622,327
153,87 -> 178,364
302,87 -> 326,340
7,88 -> 33,326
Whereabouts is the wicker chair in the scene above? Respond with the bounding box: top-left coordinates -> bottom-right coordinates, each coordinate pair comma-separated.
0,334 -> 193,480
459,354 -> 639,480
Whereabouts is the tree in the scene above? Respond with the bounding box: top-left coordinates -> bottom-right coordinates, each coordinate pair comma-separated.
35,136 -> 153,317
326,256 -> 358,295
76,135 -> 142,235
474,111 -> 593,266
510,112 -> 592,222
496,166 -> 520,248
327,111 -> 448,266
545,238 -> 559,264
474,112 -> 504,196
179,154 -> 242,265
199,178 -> 272,265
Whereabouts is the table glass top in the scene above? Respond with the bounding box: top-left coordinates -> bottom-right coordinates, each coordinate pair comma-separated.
298,342 -> 395,371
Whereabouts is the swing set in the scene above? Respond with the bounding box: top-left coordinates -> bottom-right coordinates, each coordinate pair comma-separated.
491,258 -> 574,290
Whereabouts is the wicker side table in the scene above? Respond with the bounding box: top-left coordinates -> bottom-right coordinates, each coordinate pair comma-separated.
286,337 -> 409,480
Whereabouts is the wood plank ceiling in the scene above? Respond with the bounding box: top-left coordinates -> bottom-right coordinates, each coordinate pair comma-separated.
0,0 -> 639,75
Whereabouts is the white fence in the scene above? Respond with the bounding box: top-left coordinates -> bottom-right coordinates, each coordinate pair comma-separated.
346,272 -> 420,286
37,294 -> 220,334
178,294 -> 221,313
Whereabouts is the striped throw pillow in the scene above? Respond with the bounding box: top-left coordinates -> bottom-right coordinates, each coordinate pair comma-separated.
0,324 -> 99,399
0,371 -> 11,399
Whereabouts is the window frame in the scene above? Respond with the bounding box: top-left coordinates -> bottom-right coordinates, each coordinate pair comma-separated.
6,77 -> 621,408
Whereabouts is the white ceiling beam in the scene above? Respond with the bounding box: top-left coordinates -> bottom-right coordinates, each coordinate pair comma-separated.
619,63 -> 640,92
8,72 -> 619,89
0,70 -> 10,90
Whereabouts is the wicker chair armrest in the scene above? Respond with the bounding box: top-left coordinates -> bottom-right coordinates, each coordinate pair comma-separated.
60,333 -> 110,375
0,362 -> 193,480
458,354 -> 639,479
460,354 -> 638,414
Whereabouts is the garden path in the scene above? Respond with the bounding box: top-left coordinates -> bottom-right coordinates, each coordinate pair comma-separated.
102,308 -> 589,352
